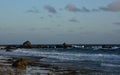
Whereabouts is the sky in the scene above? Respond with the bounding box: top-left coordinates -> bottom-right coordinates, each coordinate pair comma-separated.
0,0 -> 120,44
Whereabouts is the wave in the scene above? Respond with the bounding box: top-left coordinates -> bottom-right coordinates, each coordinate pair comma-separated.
0,48 -> 120,63
101,63 -> 120,67
11,49 -> 120,62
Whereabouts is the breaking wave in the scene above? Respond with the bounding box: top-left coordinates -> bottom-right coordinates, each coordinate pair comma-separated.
9,49 -> 120,62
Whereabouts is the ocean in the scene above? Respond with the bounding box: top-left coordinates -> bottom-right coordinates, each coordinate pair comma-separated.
0,48 -> 120,75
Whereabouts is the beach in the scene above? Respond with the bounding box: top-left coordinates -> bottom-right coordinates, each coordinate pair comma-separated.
0,55 -> 81,75
0,48 -> 120,75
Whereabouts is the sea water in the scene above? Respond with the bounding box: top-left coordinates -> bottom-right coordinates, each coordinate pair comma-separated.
0,48 -> 120,74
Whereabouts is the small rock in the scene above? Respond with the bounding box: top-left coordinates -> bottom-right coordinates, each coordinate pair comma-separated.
12,58 -> 27,69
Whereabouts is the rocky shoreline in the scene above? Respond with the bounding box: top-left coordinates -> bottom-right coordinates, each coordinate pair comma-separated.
0,54 -> 119,75
0,40 -> 119,75
0,55 -> 80,75
0,40 -> 120,50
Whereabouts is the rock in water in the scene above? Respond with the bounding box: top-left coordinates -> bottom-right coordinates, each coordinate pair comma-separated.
63,42 -> 68,49
12,58 -> 27,69
23,40 -> 32,48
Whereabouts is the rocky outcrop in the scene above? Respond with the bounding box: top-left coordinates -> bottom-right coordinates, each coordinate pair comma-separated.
12,58 -> 27,69
23,40 -> 32,48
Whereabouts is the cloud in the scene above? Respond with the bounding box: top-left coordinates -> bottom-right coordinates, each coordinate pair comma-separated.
65,4 -> 80,12
27,7 -> 40,13
114,22 -> 120,25
40,17 -> 44,19
100,1 -> 120,12
69,18 -> 79,22
65,4 -> 90,12
44,5 -> 57,14
81,7 -> 90,12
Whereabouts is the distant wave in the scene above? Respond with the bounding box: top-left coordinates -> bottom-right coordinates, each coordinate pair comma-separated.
101,63 -> 120,67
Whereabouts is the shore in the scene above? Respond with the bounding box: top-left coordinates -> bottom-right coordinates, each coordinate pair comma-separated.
0,55 -> 119,75
0,55 -> 81,75
0,55 -> 51,75
0,55 -> 103,75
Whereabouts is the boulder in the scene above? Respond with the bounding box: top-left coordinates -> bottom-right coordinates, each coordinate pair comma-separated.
23,40 -> 32,48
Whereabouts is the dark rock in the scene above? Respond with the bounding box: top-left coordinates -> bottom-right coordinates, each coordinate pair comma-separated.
35,45 -> 42,48
6,46 -> 12,51
63,42 -> 68,49
102,45 -> 111,48
5,46 -> 16,51
23,40 -> 32,48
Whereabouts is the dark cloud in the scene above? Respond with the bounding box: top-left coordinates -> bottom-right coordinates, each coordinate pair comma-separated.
81,7 -> 90,12
100,1 -> 120,12
65,4 -> 90,12
69,18 -> 79,22
44,5 -> 57,14
27,7 -> 40,13
65,4 -> 80,12
114,22 -> 120,25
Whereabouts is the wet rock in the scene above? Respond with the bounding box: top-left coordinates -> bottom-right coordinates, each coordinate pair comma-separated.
23,40 -> 32,48
102,45 -> 111,49
5,46 -> 16,51
12,58 -> 27,69
63,42 -> 68,49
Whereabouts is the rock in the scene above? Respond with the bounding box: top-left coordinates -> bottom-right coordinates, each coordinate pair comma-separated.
23,40 -> 32,48
63,42 -> 68,49
12,58 -> 27,69
102,45 -> 111,48
6,46 -> 12,51
35,45 -> 42,48
5,46 -> 16,51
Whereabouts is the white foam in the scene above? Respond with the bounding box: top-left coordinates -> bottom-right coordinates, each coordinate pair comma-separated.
11,49 -> 120,61
101,63 -> 120,67
0,49 -> 120,61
